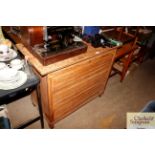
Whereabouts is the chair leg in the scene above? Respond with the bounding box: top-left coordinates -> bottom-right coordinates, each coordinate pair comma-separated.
120,64 -> 129,82
120,54 -> 133,82
137,47 -> 147,64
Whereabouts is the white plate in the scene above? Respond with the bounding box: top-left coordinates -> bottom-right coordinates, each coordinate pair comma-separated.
0,68 -> 18,81
0,62 -> 7,70
0,72 -> 20,83
0,71 -> 27,90
0,48 -> 17,62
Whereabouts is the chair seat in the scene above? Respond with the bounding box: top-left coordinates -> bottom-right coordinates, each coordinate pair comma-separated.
113,62 -> 123,72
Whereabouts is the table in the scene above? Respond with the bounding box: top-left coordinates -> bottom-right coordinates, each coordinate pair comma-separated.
0,65 -> 44,129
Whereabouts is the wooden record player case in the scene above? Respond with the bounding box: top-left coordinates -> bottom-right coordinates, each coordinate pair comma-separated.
7,26 -> 88,65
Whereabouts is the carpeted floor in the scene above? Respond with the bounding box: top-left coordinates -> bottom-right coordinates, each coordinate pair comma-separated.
6,59 -> 155,129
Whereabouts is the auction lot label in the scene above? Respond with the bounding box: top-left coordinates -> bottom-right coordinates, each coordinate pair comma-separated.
127,113 -> 155,129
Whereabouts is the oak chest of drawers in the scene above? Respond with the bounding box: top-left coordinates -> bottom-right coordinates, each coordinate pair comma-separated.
16,43 -> 116,128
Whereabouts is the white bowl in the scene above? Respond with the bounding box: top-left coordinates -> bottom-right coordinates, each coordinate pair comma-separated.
0,68 -> 18,81
10,59 -> 22,66
10,59 -> 24,70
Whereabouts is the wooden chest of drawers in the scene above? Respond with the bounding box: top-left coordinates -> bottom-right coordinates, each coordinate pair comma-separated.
15,43 -> 116,128
48,53 -> 114,122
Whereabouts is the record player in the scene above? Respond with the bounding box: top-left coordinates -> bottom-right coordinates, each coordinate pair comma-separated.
9,26 -> 88,65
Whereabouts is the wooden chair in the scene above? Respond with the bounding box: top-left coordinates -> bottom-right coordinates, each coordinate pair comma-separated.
111,36 -> 140,82
107,27 -> 151,82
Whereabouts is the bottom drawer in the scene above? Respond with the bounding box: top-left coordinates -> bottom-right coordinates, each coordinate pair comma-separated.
53,82 -> 105,122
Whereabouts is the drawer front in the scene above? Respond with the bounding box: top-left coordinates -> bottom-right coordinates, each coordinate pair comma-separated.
48,52 -> 114,122
53,70 -> 108,108
53,85 -> 105,122
49,53 -> 113,92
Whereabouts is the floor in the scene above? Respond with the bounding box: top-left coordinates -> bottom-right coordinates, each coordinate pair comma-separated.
6,58 -> 155,129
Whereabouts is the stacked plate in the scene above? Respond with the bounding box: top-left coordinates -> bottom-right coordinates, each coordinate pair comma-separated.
0,68 -> 27,90
0,62 -> 8,70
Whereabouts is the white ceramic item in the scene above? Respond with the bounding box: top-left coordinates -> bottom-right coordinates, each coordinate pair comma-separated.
10,59 -> 24,70
0,68 -> 18,81
0,44 -> 9,56
0,48 -> 17,61
0,62 -> 8,70
0,71 -> 27,90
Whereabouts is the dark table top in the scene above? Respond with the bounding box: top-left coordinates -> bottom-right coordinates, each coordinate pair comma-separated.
0,64 -> 39,103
